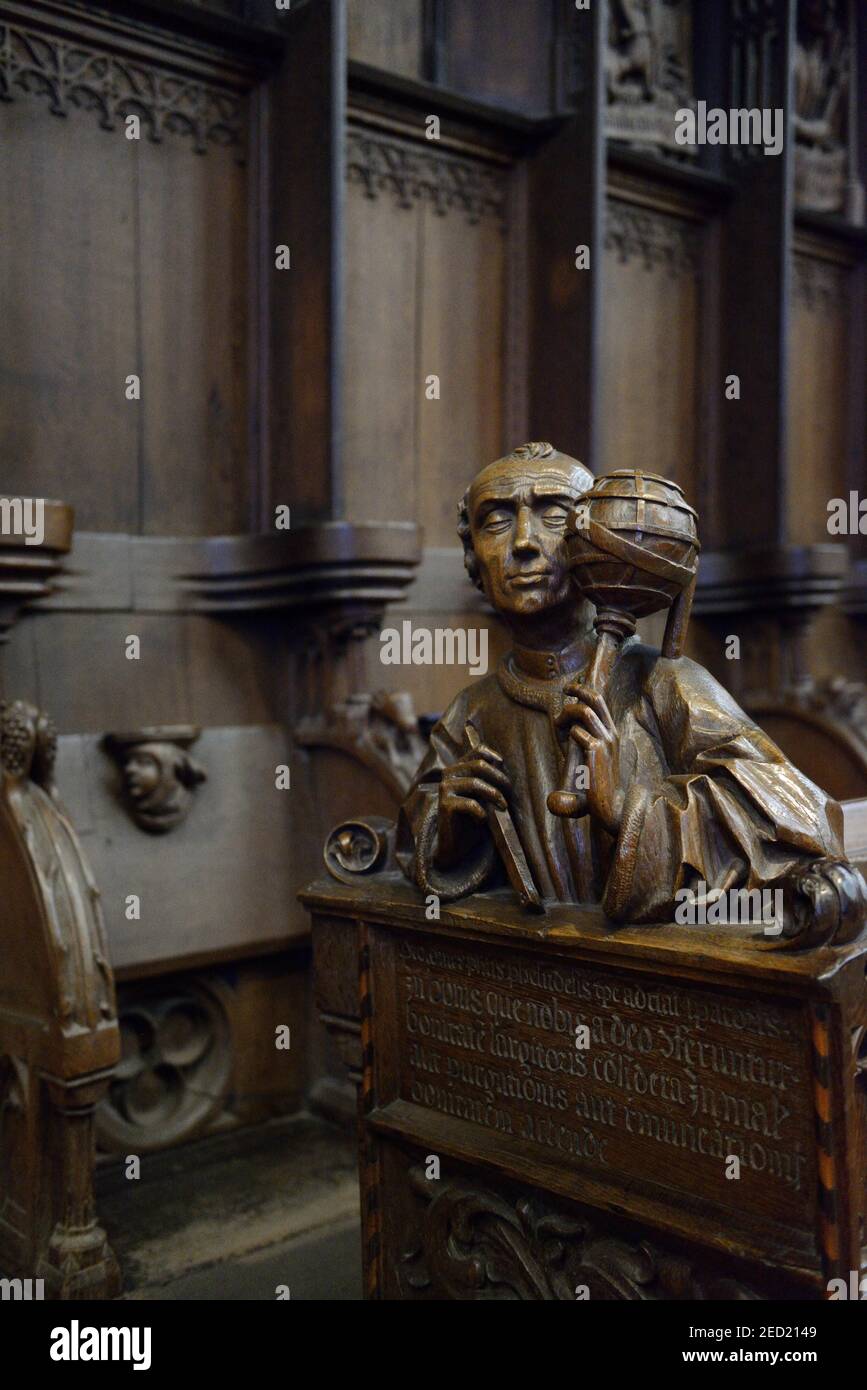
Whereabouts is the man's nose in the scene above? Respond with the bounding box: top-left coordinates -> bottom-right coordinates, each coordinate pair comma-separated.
513,505 -> 540,552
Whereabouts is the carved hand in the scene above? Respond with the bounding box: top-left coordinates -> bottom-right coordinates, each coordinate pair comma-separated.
436,741 -> 511,869
557,683 -> 623,835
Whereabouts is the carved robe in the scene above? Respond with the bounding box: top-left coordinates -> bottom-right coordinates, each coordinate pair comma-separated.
397,636 -> 843,921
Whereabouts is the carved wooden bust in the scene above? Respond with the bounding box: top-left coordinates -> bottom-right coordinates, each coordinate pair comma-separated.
395,443 -> 866,945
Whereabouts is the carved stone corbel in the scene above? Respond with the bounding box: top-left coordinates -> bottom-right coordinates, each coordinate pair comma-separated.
297,691 -> 428,805
103,726 -> 207,834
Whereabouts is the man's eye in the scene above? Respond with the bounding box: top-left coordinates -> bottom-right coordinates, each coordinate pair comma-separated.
541,506 -> 569,528
482,511 -> 512,532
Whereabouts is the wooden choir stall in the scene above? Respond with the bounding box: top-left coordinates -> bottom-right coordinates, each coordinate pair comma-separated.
304,458 -> 867,1302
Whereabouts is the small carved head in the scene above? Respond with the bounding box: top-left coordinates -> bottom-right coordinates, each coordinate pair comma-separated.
105,728 -> 206,834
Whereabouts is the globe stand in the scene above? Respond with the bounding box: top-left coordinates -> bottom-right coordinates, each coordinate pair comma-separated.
546,469 -> 700,821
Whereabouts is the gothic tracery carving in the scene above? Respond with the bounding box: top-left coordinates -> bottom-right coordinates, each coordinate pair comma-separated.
346,127 -> 508,226
0,17 -> 247,155
605,199 -> 700,276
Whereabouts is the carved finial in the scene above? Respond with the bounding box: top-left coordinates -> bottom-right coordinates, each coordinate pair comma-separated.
0,700 -> 57,788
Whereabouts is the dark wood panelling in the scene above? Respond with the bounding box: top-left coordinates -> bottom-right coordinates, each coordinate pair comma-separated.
181,614 -> 288,726
788,252 -> 851,545
342,122 -> 509,543
138,138 -> 251,534
601,199 -> 701,490
356,605 -> 507,722
343,174 -> 421,523
0,105 -> 141,530
441,0 -> 555,116
56,724 -> 303,974
0,0 -> 272,537
32,612 -> 192,733
347,0 -> 423,80
269,0 -> 345,520
720,0 -> 796,546
527,3 -> 604,465
417,197 -> 506,543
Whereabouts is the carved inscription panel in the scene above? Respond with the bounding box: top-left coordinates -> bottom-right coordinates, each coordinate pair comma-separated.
383,933 -> 817,1236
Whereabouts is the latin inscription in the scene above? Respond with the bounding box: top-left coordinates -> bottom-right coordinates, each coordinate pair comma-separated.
395,937 -> 816,1225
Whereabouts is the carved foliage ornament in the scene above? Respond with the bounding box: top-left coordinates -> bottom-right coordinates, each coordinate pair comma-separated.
346,127 -> 508,226
605,199 -> 700,276
297,690 -> 430,805
792,253 -> 848,311
0,697 -> 57,786
0,19 -> 246,155
400,1168 -> 760,1300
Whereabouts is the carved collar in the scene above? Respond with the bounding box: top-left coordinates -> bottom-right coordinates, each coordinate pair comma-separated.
510,638 -> 592,681
497,638 -> 593,715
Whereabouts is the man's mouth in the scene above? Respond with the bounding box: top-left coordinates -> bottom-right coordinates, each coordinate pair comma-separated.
508,571 -> 551,588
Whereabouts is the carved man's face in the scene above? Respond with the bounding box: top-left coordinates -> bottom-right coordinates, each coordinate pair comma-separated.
468,457 -> 592,619
124,750 -> 162,802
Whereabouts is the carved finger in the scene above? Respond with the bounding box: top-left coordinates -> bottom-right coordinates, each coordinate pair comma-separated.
569,726 -> 599,751
569,703 -> 609,741
567,685 -> 616,734
442,791 -> 486,822
449,758 -> 511,789
555,699 -> 590,730
475,742 -> 504,766
448,777 -> 507,810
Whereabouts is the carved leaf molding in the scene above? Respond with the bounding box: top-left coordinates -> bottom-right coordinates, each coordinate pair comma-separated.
792,254 -> 849,312
0,18 -> 247,155
401,1167 -> 761,1300
605,199 -> 700,276
346,127 -> 508,227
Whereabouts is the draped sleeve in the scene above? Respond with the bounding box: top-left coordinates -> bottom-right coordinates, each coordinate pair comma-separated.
602,654 -> 844,923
